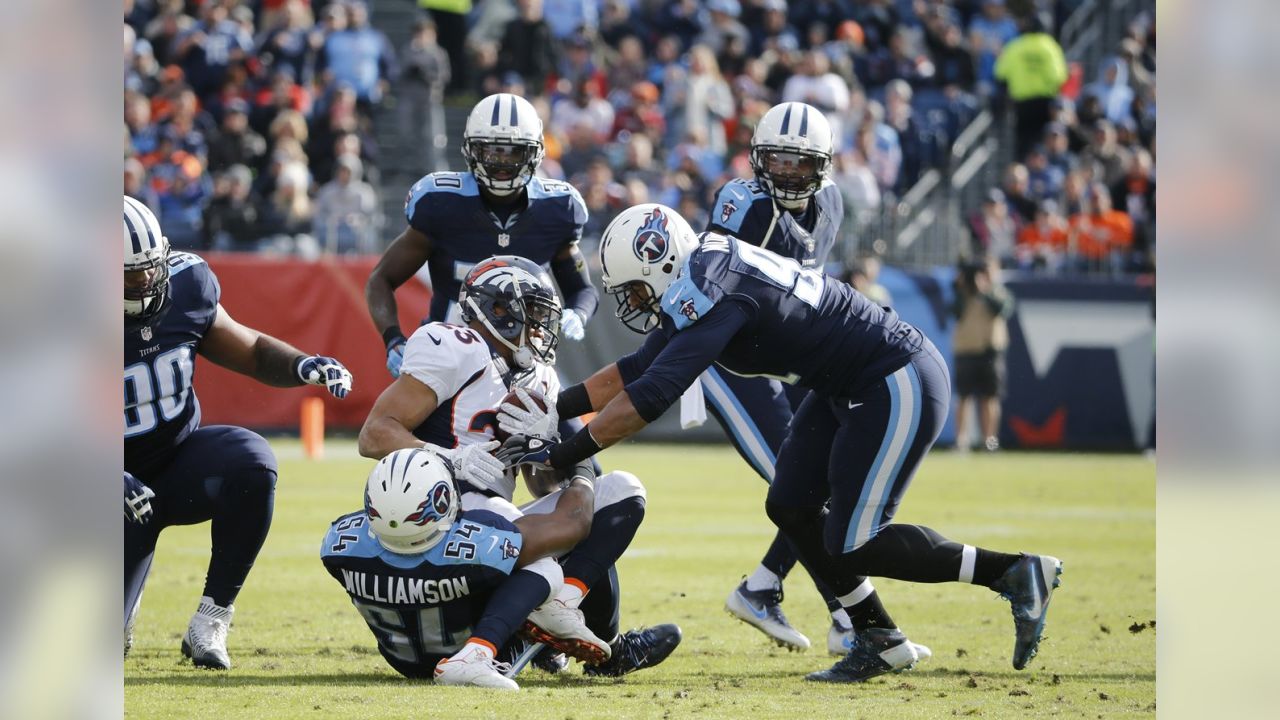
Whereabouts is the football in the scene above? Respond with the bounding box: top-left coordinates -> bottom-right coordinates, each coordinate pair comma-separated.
494,387 -> 550,442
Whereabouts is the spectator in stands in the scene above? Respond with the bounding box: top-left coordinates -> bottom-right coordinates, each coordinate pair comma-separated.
846,255 -> 892,306
1116,37 -> 1154,103
994,14 -> 1067,158
1081,120 -> 1132,188
1001,162 -> 1037,225
617,133 -> 665,195
152,150 -> 211,250
1024,145 -> 1064,202
600,0 -> 646,48
930,21 -> 977,90
867,28 -> 934,89
1060,168 -> 1089,217
951,256 -> 1015,452
676,45 -> 734,156
696,0 -> 751,56
832,148 -> 881,224
499,0 -> 557,91
1043,122 -> 1076,176
1068,183 -> 1133,270
207,99 -> 267,174
556,32 -> 608,93
250,70 -> 311,137
313,155 -> 379,254
824,20 -> 868,88
969,188 -> 1018,264
753,0 -> 799,56
608,36 -> 651,93
257,160 -> 313,249
124,156 -> 160,214
612,81 -> 667,143
173,2 -> 254,97
858,103 -> 901,194
968,0 -> 1019,97
1111,148 -> 1155,252
143,4 -> 196,68
782,50 -> 851,145
257,0 -> 316,85
203,164 -> 261,251
320,1 -> 396,110
543,0 -> 598,40
126,91 -> 161,159
397,16 -> 451,173
883,79 -> 922,192
1084,58 -> 1135,125
1015,199 -> 1068,272
552,80 -> 616,145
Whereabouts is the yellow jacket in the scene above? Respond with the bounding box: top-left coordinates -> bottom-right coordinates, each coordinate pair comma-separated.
995,33 -> 1068,101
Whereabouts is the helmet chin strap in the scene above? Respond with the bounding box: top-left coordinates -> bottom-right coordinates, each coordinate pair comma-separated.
776,195 -> 809,211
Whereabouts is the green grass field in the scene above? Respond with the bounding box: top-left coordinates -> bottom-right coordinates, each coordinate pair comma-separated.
125,442 -> 1154,719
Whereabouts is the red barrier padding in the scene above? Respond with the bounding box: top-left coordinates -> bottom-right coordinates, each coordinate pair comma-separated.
194,253 -> 432,430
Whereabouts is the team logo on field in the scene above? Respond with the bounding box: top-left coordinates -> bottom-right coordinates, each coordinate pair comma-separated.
679,298 -> 699,322
140,326 -> 152,341
719,200 -> 737,224
633,207 -> 670,262
500,539 -> 519,560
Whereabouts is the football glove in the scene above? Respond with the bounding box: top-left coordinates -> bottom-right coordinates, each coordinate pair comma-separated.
386,338 -> 406,378
298,356 -> 353,399
429,440 -> 510,498
560,309 -> 586,342
124,472 -> 156,525
496,434 -> 556,470
497,387 -> 560,441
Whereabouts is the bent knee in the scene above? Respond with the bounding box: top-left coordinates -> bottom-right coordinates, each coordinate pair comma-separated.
594,470 -> 646,510
765,500 -> 820,533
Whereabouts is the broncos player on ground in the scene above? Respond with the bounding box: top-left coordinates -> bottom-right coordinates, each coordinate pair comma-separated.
702,102 -> 925,661
500,204 -> 1062,682
124,196 -> 352,670
322,447 -> 596,690
358,256 -> 680,679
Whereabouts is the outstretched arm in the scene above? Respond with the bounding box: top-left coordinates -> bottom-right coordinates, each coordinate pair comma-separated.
199,304 -> 308,386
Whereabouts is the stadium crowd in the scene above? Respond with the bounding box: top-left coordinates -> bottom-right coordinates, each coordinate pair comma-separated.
123,0 -> 1152,275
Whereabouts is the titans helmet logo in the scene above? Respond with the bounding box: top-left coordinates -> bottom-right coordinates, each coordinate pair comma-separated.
633,207 -> 670,263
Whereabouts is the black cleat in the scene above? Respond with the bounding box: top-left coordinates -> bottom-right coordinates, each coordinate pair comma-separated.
805,627 -> 919,683
584,624 -> 682,678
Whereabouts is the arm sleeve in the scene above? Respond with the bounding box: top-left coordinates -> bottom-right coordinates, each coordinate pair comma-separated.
624,302 -> 752,422
551,243 -> 599,320
616,329 -> 671,385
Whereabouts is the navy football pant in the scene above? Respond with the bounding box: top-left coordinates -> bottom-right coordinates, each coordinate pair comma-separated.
767,345 -> 994,593
124,426 -> 277,631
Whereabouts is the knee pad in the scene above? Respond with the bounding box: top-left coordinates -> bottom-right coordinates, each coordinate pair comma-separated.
594,470 -> 646,511
765,500 -> 822,535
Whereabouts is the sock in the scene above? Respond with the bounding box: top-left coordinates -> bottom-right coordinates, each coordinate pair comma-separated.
744,564 -> 781,592
560,497 -> 645,590
968,546 -> 1023,587
472,569 -> 551,649
759,531 -> 799,578
558,577 -> 588,609
836,579 -> 896,630
452,638 -> 496,660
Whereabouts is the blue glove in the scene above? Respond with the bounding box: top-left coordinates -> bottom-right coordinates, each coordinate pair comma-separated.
560,309 -> 585,342
386,339 -> 406,378
124,472 -> 156,524
495,434 -> 556,470
298,356 -> 353,399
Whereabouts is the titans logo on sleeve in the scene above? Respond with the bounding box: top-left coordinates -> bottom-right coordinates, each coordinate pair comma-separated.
707,178 -> 843,268
124,252 -> 219,474
404,173 -> 587,323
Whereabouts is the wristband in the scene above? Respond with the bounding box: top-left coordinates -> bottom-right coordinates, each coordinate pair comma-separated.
556,383 -> 592,419
382,327 -> 407,350
549,426 -> 604,470
291,355 -> 309,382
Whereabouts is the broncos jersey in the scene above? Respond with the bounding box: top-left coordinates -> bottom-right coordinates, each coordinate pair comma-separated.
706,178 -> 843,268
124,252 -> 219,475
320,508 -> 522,670
620,233 -> 926,419
404,173 -> 587,323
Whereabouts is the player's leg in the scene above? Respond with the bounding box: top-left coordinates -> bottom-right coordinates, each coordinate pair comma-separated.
123,518 -> 160,657
579,566 -> 682,679
152,425 -> 278,669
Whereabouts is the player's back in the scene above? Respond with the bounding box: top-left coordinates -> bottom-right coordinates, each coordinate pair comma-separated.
706,178 -> 843,269
404,173 -> 587,323
664,233 -> 925,396
320,507 -> 522,677
124,251 -> 220,476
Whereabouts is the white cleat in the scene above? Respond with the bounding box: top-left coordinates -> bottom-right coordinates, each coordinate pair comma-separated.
181,596 -> 233,670
725,580 -> 811,651
434,643 -> 519,691
522,600 -> 612,664
828,621 -> 933,665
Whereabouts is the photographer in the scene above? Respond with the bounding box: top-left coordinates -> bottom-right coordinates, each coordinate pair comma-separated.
951,256 -> 1015,451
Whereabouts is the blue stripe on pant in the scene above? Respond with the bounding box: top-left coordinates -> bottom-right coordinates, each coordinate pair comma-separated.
699,367 -> 791,483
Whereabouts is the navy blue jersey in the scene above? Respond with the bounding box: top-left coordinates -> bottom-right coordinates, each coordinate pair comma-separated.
321,508 -> 523,664
124,252 -> 219,475
706,178 -> 843,268
404,173 -> 588,323
619,233 -> 926,422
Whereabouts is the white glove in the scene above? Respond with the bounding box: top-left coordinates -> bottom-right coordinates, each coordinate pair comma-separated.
432,440 -> 510,496
497,387 -> 560,441
124,472 -> 156,524
297,356 -> 353,399
560,309 -> 585,342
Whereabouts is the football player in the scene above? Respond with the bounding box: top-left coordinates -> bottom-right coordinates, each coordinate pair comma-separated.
700,102 -> 917,659
124,196 -> 353,670
500,204 -> 1063,682
358,256 -> 680,680
322,447 -> 595,690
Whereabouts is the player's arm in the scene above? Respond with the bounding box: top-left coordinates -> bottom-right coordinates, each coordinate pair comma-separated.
550,242 -> 599,336
199,304 -> 352,397
366,225 -> 433,349
555,328 -> 669,420
511,475 -> 595,567
357,374 -> 439,459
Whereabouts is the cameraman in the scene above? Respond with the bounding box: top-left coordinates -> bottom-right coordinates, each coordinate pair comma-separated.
951,256 -> 1015,451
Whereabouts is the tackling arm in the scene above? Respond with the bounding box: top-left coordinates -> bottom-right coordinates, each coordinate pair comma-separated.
357,374 -> 440,459
512,477 -> 595,568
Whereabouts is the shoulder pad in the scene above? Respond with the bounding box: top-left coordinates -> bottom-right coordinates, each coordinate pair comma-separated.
660,245 -> 729,330
710,181 -> 769,234
167,251 -> 207,277
528,178 -> 587,227
401,323 -> 491,400
405,172 -> 479,224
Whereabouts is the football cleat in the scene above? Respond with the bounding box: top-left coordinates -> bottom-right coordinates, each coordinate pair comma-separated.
827,621 -> 933,665
435,643 -> 519,691
521,600 -> 612,665
180,597 -> 233,670
725,580 -> 811,651
806,627 -> 919,683
533,646 -> 569,674
584,624 -> 683,678
990,554 -> 1063,670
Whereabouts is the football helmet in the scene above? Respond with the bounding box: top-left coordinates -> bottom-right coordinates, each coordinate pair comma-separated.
460,255 -> 563,371
462,93 -> 545,197
598,204 -> 699,334
364,448 -> 460,554
123,195 -> 171,321
750,102 -> 833,209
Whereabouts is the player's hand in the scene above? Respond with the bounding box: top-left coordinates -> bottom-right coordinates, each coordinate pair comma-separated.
298,356 -> 353,398
386,338 -> 406,378
495,434 -> 556,470
124,472 -> 156,525
497,388 -> 560,441
439,440 -> 508,496
560,309 -> 586,342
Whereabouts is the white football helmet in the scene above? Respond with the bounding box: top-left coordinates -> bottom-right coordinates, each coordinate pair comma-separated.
598,203 -> 700,334
750,102 -> 833,208
123,195 -> 171,321
462,93 -> 545,197
364,448 -> 460,554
